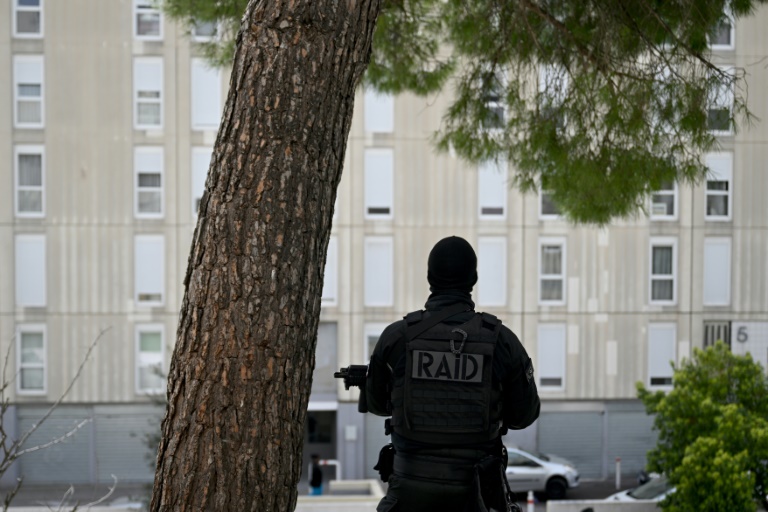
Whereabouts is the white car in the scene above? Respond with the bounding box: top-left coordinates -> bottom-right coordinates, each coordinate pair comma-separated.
504,447 -> 580,500
605,475 -> 675,502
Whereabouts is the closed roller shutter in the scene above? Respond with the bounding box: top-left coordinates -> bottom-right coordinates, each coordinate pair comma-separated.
94,405 -> 163,483
17,407 -> 94,484
606,411 -> 656,476
538,411 -> 603,478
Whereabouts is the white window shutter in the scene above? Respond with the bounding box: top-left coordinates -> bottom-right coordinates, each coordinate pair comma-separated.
364,89 -> 394,133
191,59 -> 222,130
15,234 -> 46,307
364,237 -> 393,306
364,149 -> 394,218
477,237 -> 506,306
648,324 -> 676,387
192,147 -> 213,216
538,324 -> 566,388
703,238 -> 731,306
478,161 -> 506,218
135,235 -> 165,305
322,236 -> 338,305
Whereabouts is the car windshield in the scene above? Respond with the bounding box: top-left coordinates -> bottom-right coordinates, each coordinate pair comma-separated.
627,477 -> 673,499
508,452 -> 540,467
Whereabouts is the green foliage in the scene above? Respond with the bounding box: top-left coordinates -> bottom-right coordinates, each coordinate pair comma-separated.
162,0 -> 765,224
664,436 -> 755,512
365,0 -> 456,95
638,342 -> 768,510
162,0 -> 244,67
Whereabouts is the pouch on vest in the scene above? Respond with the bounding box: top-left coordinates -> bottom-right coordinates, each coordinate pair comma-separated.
374,443 -> 396,483
391,312 -> 502,444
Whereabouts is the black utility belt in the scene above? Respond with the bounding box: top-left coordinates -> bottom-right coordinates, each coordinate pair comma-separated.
393,453 -> 477,483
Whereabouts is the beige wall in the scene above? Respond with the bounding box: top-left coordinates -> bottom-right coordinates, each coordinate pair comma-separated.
0,0 -> 223,402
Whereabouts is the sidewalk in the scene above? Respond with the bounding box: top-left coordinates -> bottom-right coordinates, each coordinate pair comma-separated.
0,482 -> 150,508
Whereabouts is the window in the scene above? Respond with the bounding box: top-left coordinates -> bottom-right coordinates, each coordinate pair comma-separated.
14,145 -> 44,217
708,66 -> 734,134
705,152 -> 732,220
704,321 -> 731,348
538,64 -> 568,127
312,323 -> 338,396
191,58 -> 222,130
16,325 -> 46,394
191,19 -> 217,41
478,160 -> 507,218
703,237 -> 731,306
364,89 -> 394,133
477,237 -> 507,306
306,411 -> 333,443
133,57 -> 163,129
538,324 -> 566,389
134,0 -> 162,40
136,325 -> 165,393
508,452 -> 541,468
482,69 -> 506,129
539,238 -> 566,305
364,323 -> 388,362
364,148 -> 394,219
654,66 -> 676,133
650,237 -> 677,305
710,10 -> 734,50
15,234 -> 46,307
134,147 -> 164,218
321,236 -> 338,306
191,147 -> 213,216
650,181 -> 677,220
13,0 -> 43,37
539,190 -> 561,219
134,235 -> 165,306
13,55 -> 44,128
648,323 -> 676,387
364,237 -> 393,307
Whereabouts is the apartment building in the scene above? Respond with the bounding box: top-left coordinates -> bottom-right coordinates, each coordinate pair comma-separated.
2,0 -> 768,487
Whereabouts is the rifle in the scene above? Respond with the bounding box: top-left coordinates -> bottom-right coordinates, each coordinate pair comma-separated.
334,365 -> 368,413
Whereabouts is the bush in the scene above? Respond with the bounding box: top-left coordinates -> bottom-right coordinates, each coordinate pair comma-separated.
638,341 -> 768,510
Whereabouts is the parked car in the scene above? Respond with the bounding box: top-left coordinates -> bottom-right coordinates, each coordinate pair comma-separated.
504,447 -> 580,500
605,475 -> 675,502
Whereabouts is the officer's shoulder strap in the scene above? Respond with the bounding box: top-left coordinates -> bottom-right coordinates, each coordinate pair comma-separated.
403,310 -> 424,326
404,302 -> 469,341
478,312 -> 502,337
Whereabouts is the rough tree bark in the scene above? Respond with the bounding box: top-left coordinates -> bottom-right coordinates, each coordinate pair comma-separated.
150,1 -> 381,510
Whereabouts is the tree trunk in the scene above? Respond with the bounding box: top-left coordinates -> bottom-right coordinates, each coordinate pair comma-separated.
150,1 -> 380,510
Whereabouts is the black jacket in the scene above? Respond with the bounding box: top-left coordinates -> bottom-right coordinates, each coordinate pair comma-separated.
365,291 -> 541,454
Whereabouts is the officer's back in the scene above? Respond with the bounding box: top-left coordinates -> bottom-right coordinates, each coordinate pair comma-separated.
365,236 -> 540,512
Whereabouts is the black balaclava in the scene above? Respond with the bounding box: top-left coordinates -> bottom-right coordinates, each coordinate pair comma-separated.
427,236 -> 478,292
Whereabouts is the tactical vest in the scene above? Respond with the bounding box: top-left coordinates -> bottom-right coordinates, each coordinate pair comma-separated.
390,311 -> 503,445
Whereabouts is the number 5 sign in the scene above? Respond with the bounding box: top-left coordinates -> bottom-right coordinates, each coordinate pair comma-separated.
731,322 -> 768,372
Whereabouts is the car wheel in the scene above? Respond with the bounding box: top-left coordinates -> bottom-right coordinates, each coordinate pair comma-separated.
545,477 -> 567,500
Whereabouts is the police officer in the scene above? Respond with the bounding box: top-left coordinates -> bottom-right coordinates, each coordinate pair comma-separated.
366,236 -> 540,512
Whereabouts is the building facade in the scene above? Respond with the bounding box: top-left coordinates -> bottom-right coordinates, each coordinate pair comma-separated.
1,0 -> 224,485
2,0 -> 768,487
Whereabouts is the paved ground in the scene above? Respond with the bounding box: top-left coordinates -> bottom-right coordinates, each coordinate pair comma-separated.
1,478 -> 635,509
0,481 -> 151,508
